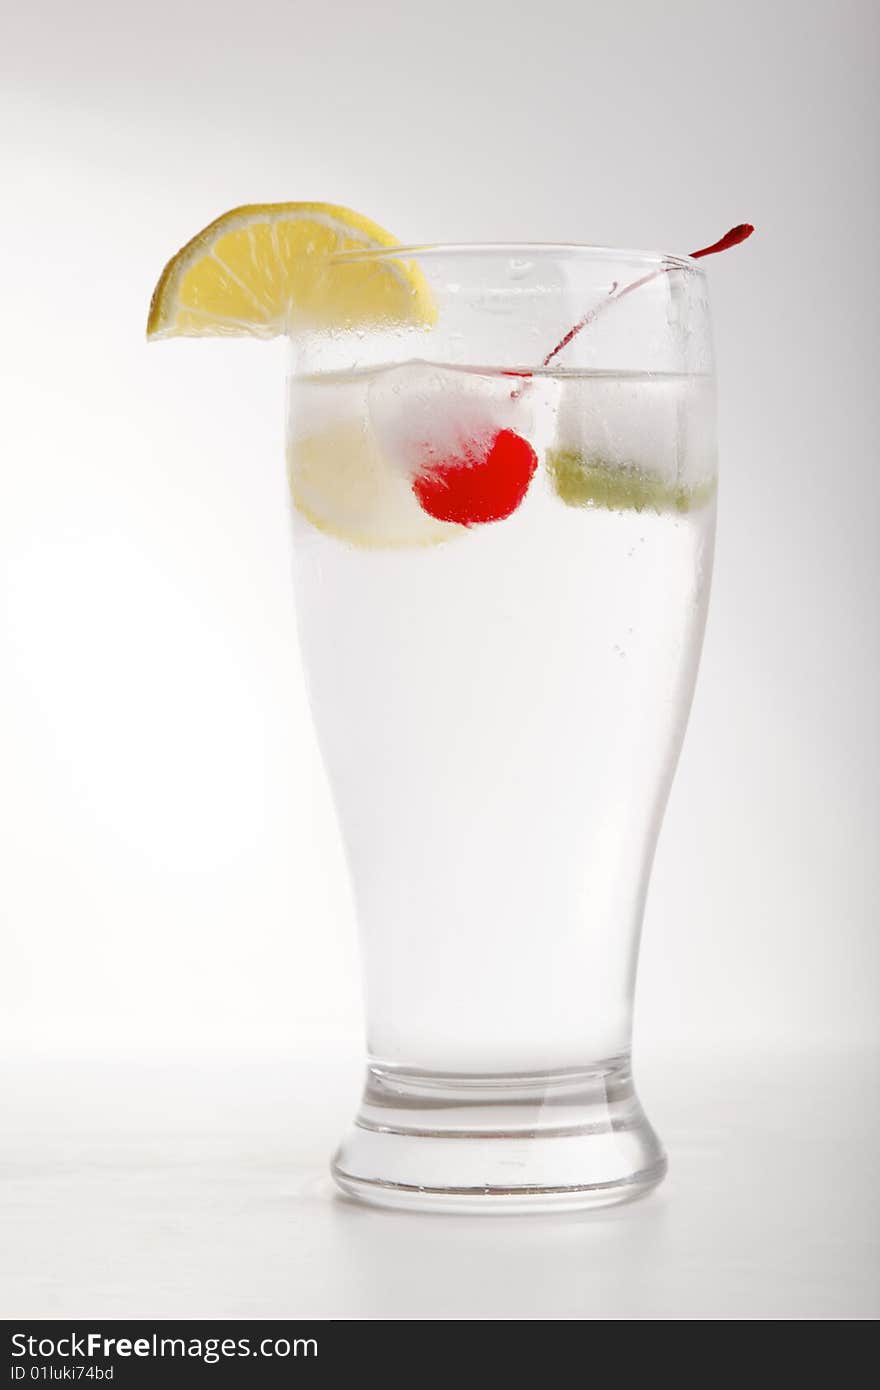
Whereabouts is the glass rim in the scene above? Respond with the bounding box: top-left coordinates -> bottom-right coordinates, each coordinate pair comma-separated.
331,242 -> 702,272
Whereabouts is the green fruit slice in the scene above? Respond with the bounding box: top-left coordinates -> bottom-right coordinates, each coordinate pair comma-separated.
546,449 -> 716,514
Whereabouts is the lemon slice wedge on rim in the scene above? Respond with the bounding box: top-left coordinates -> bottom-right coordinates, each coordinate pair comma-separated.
147,202 -> 435,339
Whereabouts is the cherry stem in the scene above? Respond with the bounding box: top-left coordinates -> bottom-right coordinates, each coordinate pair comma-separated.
541,223 -> 754,367
690,223 -> 755,259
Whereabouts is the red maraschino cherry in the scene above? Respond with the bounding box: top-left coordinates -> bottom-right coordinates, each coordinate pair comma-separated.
413,428 -> 538,525
411,225 -> 754,527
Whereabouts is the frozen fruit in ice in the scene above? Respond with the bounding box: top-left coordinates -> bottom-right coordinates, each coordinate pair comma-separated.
413,429 -> 538,524
288,422 -> 465,548
368,363 -> 540,526
546,449 -> 715,513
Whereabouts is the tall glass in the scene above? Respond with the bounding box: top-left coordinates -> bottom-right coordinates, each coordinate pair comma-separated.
287,245 -> 716,1211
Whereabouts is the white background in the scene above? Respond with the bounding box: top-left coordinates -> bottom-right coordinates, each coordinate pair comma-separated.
2,0 -> 878,1320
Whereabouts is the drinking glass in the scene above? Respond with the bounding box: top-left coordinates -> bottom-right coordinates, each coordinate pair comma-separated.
287,244 -> 716,1211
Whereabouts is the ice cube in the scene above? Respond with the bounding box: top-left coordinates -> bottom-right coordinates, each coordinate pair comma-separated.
552,374 -> 715,487
367,362 -> 539,480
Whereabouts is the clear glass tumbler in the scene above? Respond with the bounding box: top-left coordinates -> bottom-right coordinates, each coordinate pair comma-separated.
287,244 -> 716,1211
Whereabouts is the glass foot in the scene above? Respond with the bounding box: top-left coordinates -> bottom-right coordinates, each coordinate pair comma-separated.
332,1057 -> 666,1214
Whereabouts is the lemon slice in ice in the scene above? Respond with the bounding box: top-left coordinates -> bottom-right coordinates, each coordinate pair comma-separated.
289,423 -> 464,549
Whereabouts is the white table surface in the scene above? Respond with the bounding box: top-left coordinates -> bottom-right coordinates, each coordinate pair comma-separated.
2,1048 -> 877,1320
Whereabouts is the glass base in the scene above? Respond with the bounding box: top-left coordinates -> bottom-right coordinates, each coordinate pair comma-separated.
332,1057 -> 666,1214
